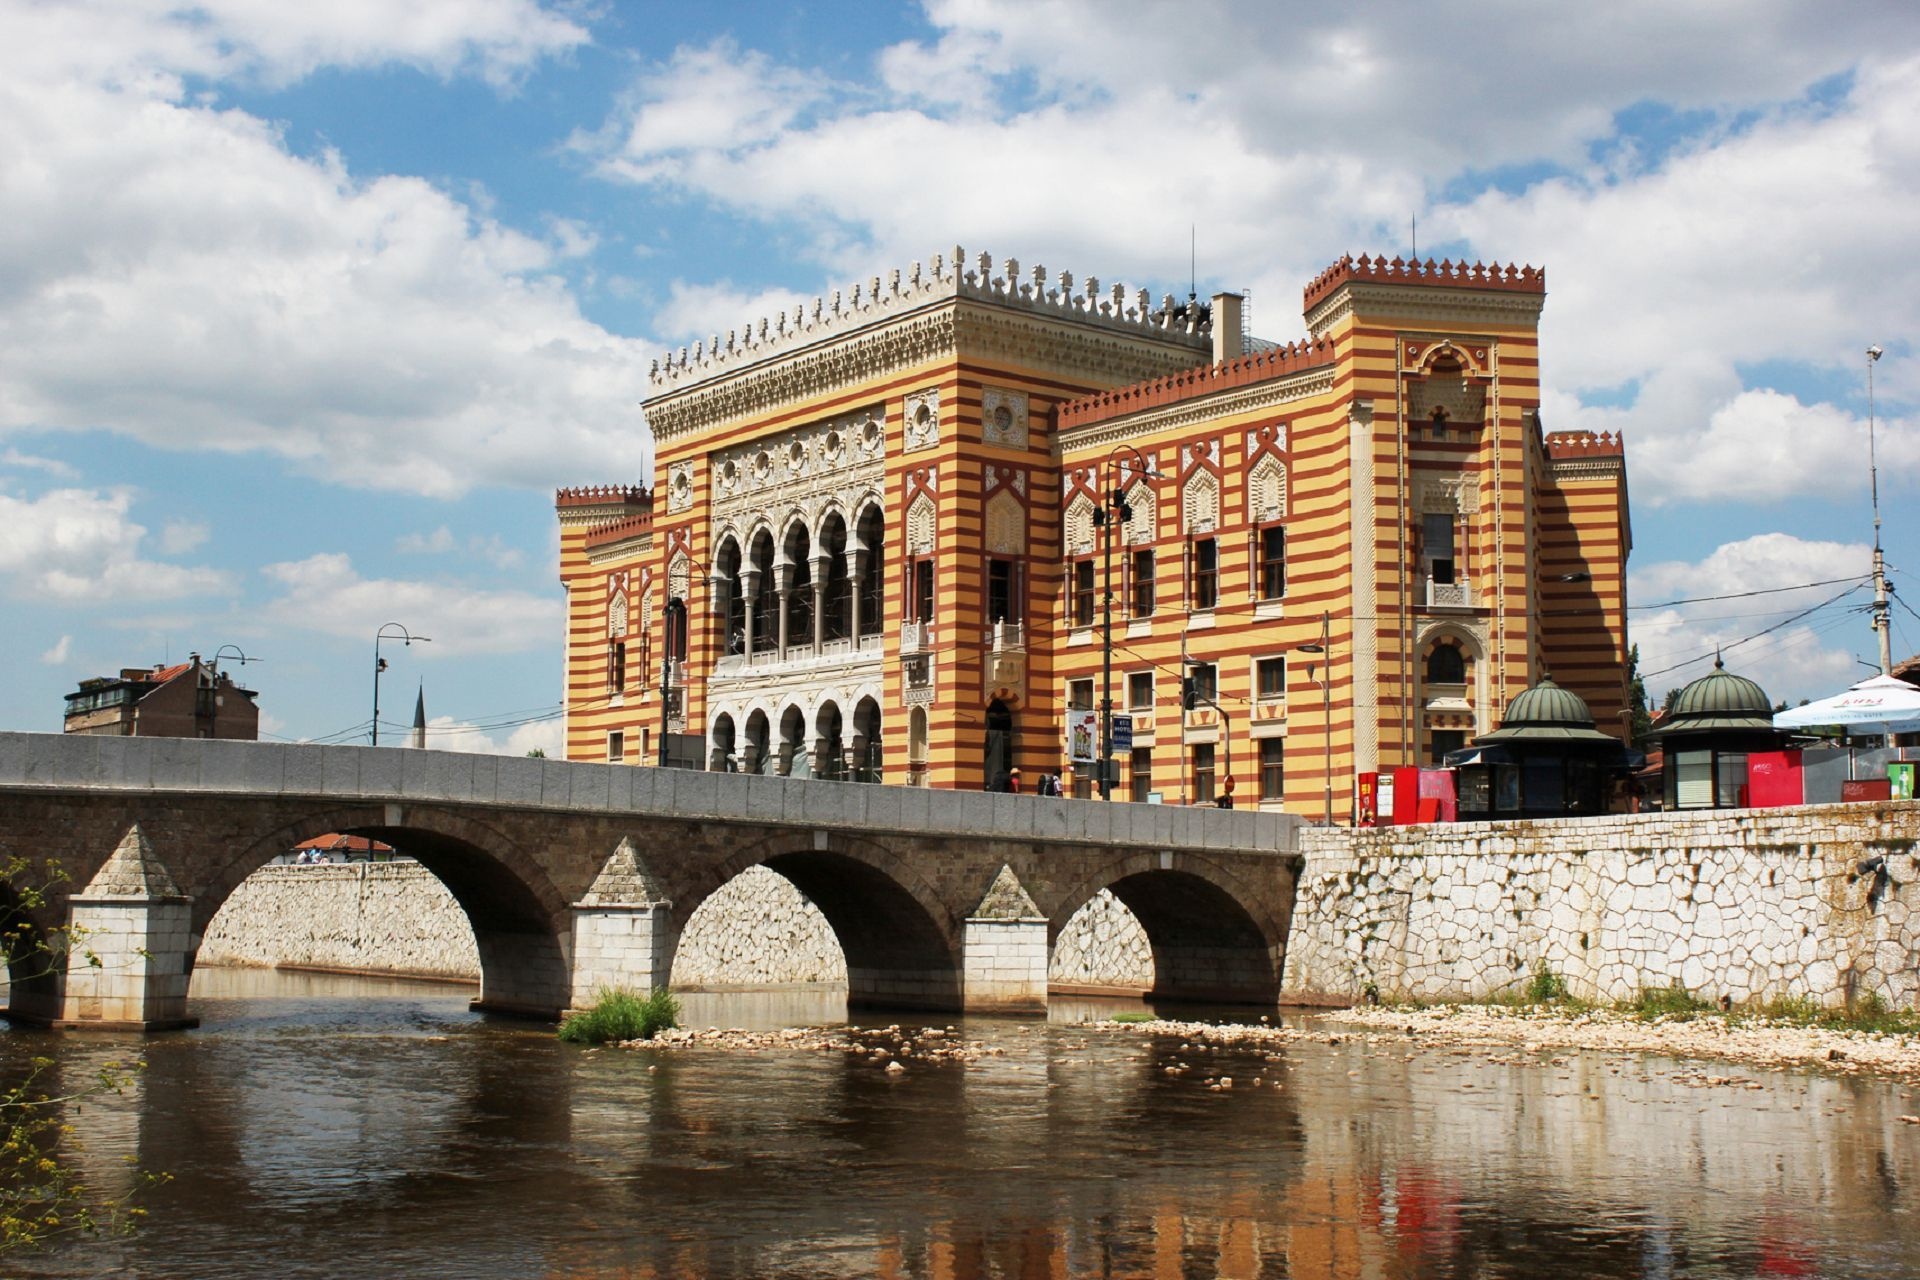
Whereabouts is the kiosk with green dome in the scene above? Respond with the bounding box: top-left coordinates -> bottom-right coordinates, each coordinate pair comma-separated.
1445,675 -> 1641,820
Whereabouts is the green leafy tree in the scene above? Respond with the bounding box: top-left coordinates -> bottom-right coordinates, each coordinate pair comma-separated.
1626,644 -> 1654,746
0,855 -> 166,1254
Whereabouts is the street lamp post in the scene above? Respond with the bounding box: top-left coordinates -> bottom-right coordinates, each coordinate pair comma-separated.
1294,610 -> 1333,825
372,623 -> 431,746
206,645 -> 257,741
1097,444 -> 1157,800
1868,345 -> 1891,675
1181,659 -> 1235,806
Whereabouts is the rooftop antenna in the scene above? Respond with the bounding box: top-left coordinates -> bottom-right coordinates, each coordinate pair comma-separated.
1868,344 -> 1891,674
1189,224 -> 1197,305
1411,212 -> 1417,260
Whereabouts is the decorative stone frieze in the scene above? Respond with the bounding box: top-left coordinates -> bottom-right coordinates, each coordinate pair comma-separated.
902,388 -> 941,453
981,387 -> 1029,450
645,247 -> 1211,443
666,460 -> 694,513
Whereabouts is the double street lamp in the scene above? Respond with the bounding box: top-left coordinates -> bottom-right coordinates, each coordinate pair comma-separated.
372,623 -> 431,746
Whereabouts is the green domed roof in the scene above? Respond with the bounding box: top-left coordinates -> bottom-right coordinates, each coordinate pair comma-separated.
1478,675 -> 1622,744
1652,659 -> 1780,737
1500,676 -> 1596,727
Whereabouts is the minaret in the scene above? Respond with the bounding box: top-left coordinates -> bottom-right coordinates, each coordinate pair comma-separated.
410,683 -> 427,749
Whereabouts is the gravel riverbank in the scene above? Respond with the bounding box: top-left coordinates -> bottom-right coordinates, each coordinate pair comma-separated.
607,1005 -> 1920,1092
1315,1003 -> 1920,1082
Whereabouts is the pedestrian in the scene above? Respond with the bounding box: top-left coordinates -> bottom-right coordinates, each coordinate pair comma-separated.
1008,768 -> 1022,793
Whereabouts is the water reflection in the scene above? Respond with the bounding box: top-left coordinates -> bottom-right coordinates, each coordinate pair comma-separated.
0,972 -> 1914,1277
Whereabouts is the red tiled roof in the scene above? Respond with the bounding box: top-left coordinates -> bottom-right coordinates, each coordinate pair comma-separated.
295,833 -> 395,854
1058,337 -> 1338,431
583,513 -> 655,550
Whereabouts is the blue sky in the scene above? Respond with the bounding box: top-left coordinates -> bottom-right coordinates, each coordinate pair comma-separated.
2,0 -> 1917,750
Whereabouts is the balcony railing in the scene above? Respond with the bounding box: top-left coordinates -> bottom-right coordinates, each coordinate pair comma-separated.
988,620 -> 1026,652
1426,575 -> 1473,609
900,620 -> 929,654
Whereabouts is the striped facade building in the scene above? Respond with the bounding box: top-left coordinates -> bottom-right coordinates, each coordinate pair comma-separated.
556,249 -> 1630,821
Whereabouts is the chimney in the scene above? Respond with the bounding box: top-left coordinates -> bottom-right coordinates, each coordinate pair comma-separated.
1211,292 -> 1244,365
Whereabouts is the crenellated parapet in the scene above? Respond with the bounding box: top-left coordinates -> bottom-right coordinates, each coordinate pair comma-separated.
1058,336 -> 1339,432
646,245 -> 1211,397
1544,430 -> 1624,459
556,484 -> 651,509
1303,254 -> 1546,314
555,485 -> 652,545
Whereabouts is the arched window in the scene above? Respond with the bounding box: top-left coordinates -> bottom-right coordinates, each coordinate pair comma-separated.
821,512 -> 851,640
783,521 -> 813,647
857,503 -> 885,636
714,539 -> 743,654
1426,644 -> 1466,685
749,530 -> 776,652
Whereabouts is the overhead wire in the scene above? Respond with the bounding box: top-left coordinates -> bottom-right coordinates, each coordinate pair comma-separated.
1640,582 -> 1866,680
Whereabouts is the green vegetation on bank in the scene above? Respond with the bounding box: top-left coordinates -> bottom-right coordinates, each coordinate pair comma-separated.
1380,966 -> 1920,1035
559,988 -> 682,1044
2,854 -> 167,1254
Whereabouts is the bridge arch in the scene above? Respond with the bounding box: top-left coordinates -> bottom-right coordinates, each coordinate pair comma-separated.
679,830 -> 961,1011
1048,853 -> 1287,1006
207,804 -> 572,1018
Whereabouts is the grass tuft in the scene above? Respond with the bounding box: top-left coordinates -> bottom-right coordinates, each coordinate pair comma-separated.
1108,1012 -> 1157,1024
1740,991 -> 1920,1036
558,988 -> 681,1045
1629,982 -> 1713,1021
1524,963 -> 1570,1004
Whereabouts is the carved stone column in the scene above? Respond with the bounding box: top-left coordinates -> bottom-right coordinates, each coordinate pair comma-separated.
848,548 -> 868,640
811,553 -> 831,648
741,568 -> 761,655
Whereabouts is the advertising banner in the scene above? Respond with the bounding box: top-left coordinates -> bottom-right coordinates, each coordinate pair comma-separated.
1067,709 -> 1098,763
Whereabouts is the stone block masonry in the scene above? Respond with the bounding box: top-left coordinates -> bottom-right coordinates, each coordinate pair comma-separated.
202,863 -> 1157,991
199,863 -> 479,981
1284,801 -> 1920,1009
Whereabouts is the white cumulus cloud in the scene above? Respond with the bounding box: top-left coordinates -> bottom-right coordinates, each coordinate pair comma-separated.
258,552 -> 558,655
0,485 -> 232,602
0,2 -> 651,499
1631,532 -> 1879,705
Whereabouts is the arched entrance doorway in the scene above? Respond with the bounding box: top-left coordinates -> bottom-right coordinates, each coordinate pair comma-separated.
985,699 -> 1013,791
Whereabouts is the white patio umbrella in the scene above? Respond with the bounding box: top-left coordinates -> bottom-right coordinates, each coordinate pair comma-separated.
1772,673 -> 1920,734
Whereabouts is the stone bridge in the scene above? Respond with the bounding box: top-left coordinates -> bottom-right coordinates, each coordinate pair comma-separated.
0,733 -> 1302,1030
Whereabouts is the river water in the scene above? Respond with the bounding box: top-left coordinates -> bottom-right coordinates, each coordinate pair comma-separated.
5,968 -> 1919,1278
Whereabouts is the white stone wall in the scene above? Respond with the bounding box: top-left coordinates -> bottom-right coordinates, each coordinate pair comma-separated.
198,863 -> 480,980
1285,802 -> 1920,1009
670,865 -> 848,986
1049,889 -> 1155,989
202,862 -> 1158,991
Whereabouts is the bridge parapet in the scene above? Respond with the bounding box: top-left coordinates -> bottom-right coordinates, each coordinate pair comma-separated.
0,733 -> 1300,856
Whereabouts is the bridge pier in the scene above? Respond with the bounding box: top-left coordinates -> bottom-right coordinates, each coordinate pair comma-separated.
566,837 -> 678,1014
9,825 -> 198,1031
471,929 -> 572,1019
959,866 -> 1050,1014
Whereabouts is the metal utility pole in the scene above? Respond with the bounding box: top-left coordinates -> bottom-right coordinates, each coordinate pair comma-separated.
1868,345 -> 1891,675
1295,610 -> 1334,825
